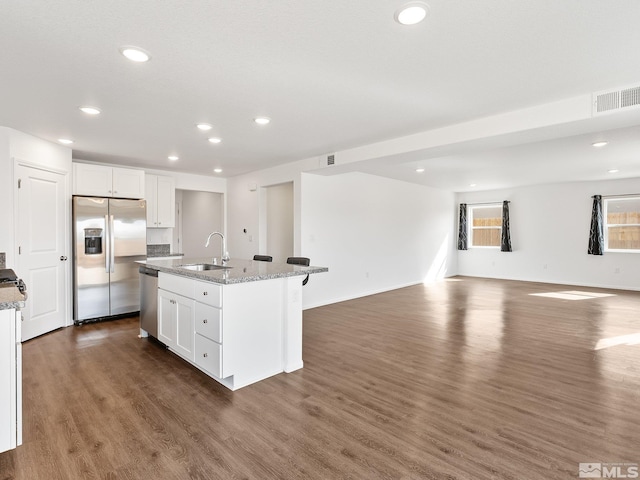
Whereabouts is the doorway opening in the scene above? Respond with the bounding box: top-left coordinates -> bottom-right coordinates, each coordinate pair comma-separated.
174,190 -> 224,257
263,182 -> 293,263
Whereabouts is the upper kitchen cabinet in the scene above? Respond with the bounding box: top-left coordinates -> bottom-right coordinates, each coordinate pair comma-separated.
73,163 -> 145,199
146,174 -> 175,228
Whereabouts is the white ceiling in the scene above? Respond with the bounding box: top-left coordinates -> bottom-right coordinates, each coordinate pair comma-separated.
1,0 -> 640,190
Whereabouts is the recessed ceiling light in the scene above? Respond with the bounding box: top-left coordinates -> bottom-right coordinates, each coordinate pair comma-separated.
168,156 -> 179,161
58,138 -> 73,145
208,137 -> 222,144
196,123 -> 212,131
79,106 -> 101,115
469,183 -> 477,187
119,46 -> 151,62
395,2 -> 430,25
608,169 -> 619,173
415,168 -> 425,173
592,141 -> 609,148
213,168 -> 223,173
254,117 -> 271,125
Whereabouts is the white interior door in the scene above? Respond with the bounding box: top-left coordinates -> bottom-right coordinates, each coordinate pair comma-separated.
16,164 -> 68,341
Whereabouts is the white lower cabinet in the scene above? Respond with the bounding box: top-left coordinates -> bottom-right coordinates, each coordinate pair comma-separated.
157,272 -> 289,390
194,334 -> 222,378
0,308 -> 21,454
194,301 -> 222,342
193,299 -> 223,376
157,289 -> 194,361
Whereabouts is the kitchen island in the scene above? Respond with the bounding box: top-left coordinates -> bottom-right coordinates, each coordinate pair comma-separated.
141,257 -> 327,390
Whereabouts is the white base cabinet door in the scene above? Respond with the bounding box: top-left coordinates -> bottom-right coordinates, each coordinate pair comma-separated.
157,289 -> 194,361
0,309 -> 21,454
194,333 -> 222,378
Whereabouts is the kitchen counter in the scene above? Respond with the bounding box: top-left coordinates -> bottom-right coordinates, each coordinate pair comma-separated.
141,257 -> 327,390
0,285 -> 26,310
142,257 -> 328,285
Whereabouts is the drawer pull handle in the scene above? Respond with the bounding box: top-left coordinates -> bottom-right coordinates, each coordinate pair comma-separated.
203,353 -> 208,358
203,291 -> 208,296
203,319 -> 208,324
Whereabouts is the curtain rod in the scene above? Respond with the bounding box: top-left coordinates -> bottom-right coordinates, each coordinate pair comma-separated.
461,201 -> 510,206
598,193 -> 640,199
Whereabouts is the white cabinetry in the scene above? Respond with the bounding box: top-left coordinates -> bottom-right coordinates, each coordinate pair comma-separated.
0,309 -> 22,454
157,289 -> 194,361
73,163 -> 145,199
156,272 -> 291,390
146,174 -> 175,228
193,283 -> 223,378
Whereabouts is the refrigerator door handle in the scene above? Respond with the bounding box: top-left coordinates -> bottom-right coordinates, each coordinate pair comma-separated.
109,214 -> 115,273
104,214 -> 110,273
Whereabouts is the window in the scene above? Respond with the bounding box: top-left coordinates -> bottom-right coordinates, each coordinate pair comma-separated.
469,204 -> 502,248
604,197 -> 640,252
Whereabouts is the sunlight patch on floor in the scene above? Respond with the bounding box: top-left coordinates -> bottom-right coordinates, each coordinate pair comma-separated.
595,332 -> 640,350
530,290 -> 616,301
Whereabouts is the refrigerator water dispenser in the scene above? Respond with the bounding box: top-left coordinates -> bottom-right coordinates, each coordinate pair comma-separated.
84,228 -> 103,254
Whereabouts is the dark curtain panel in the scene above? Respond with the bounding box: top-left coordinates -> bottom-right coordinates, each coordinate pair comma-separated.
457,203 -> 467,250
588,195 -> 604,255
501,200 -> 512,252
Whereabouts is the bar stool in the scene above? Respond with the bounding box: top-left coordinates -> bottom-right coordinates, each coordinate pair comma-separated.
286,256 -> 310,285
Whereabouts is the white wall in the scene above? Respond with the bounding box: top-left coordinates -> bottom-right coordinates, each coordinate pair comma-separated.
181,190 -> 223,258
142,166 -> 226,194
227,157 -> 317,261
300,172 -> 456,308
227,159 -> 456,309
456,177 -> 640,290
265,182 -> 293,263
0,130 -> 11,264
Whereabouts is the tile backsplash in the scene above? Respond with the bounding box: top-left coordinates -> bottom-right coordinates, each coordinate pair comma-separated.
0,252 -> 5,269
147,244 -> 170,257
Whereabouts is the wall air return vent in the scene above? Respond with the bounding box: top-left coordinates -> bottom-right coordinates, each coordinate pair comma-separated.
326,154 -> 335,166
621,85 -> 640,108
593,84 -> 640,116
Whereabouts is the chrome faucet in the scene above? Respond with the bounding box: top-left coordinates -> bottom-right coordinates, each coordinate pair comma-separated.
205,231 -> 230,265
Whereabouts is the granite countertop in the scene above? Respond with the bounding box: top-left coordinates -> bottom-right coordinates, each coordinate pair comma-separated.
0,285 -> 26,310
141,257 -> 328,285
147,253 -> 184,258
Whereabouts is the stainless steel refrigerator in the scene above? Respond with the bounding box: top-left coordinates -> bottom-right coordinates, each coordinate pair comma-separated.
73,196 -> 147,323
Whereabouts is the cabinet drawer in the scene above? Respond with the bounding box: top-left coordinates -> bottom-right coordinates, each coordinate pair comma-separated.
159,273 -> 193,299
194,334 -> 222,378
195,302 -> 222,343
193,280 -> 222,307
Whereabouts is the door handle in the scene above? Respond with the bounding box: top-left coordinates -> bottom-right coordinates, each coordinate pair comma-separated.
105,214 -> 110,273
109,214 -> 115,273
60,256 -> 67,261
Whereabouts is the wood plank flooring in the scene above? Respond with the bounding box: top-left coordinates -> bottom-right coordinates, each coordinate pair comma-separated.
1,276 -> 639,479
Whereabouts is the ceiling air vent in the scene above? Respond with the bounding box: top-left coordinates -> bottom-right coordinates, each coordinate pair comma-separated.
593,84 -> 640,116
327,154 -> 335,166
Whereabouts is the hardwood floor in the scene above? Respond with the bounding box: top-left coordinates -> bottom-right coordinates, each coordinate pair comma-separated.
1,276 -> 639,479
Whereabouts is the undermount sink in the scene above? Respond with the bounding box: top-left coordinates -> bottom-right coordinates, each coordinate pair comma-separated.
178,263 -> 232,271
